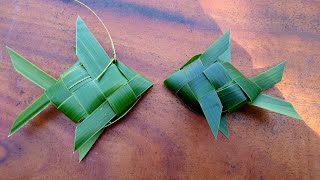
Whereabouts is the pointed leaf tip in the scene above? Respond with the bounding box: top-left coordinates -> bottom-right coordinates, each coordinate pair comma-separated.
219,114 -> 230,138
7,48 -> 56,89
77,15 -> 82,22
6,46 -> 12,51
198,91 -> 223,139
279,61 -> 286,79
8,129 -> 16,137
8,132 -> 13,137
75,14 -> 111,78
279,60 -> 286,67
201,29 -> 232,66
225,29 -> 231,36
249,60 -> 287,91
249,94 -> 303,120
8,94 -> 51,137
76,16 -> 82,34
7,47 -> 20,70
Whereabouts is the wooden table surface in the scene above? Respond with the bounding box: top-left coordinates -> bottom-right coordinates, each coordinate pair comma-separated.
0,0 -> 319,179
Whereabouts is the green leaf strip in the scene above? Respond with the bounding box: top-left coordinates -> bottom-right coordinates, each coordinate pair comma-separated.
9,94 -> 51,136
219,114 -> 229,138
7,48 -> 57,136
199,91 -> 223,139
181,54 -> 202,69
164,70 -> 188,93
234,76 -> 261,102
78,96 -> 143,161
200,29 -> 231,67
107,84 -> 137,115
203,62 -> 232,89
249,94 -> 302,120
250,61 -> 286,91
7,47 -> 56,90
74,101 -> 117,152
216,82 -> 247,112
78,129 -> 103,161
76,16 -> 111,78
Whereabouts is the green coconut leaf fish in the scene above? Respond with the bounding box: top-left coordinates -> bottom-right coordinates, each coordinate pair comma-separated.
7,16 -> 153,161
164,30 -> 302,139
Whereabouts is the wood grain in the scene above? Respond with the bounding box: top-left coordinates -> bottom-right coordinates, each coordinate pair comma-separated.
0,0 -> 319,179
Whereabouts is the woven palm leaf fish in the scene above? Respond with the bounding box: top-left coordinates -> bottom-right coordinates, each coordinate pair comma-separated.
7,16 -> 153,161
164,30 -> 302,139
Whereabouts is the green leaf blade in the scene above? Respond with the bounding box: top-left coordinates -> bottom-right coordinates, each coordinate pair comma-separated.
73,80 -> 105,114
201,29 -> 231,67
183,60 -> 205,80
177,84 -> 202,114
7,47 -> 56,90
79,129 -> 103,161
234,76 -> 261,102
116,61 -> 138,80
216,83 -> 247,112
199,91 -> 223,139
203,62 -> 232,89
76,16 -> 111,78
57,96 -> 87,123
219,114 -> 229,138
9,94 -> 51,136
97,64 -> 127,97
78,97 -> 144,161
164,70 -> 189,93
249,94 -> 302,120
181,54 -> 202,69
250,61 -> 286,91
107,84 -> 137,115
74,101 -> 116,152
128,75 -> 153,97
188,73 -> 215,99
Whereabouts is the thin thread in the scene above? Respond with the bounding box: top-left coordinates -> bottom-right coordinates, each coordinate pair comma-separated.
96,60 -> 114,80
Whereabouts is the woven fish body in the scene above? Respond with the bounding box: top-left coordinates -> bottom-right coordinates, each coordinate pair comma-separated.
164,30 -> 301,139
165,60 -> 262,113
7,17 -> 153,160
47,57 -> 152,125
48,59 -> 151,124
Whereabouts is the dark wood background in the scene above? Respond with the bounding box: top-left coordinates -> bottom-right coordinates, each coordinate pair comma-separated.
0,0 -> 319,179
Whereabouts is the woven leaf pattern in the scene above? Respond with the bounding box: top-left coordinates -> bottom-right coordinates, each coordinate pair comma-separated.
7,16 -> 153,161
164,30 -> 301,139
